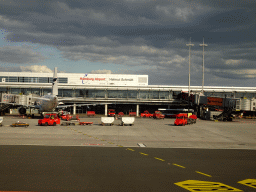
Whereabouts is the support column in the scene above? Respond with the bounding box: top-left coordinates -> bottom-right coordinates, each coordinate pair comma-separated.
73,104 -> 76,115
105,104 -> 108,116
136,104 -> 139,117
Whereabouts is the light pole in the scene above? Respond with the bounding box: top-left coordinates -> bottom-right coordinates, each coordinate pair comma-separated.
186,38 -> 194,110
199,37 -> 208,94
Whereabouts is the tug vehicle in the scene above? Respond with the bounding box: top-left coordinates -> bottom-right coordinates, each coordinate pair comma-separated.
174,113 -> 196,126
38,113 -> 60,126
140,110 -> 153,118
153,111 -> 165,119
108,109 -> 116,117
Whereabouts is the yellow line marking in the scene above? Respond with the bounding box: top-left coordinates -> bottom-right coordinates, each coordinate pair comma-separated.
173,163 -> 185,168
127,148 -> 135,151
139,152 -> 148,156
101,139 -> 105,141
154,157 -> 165,161
175,180 -> 243,192
238,179 -> 256,189
83,134 -> 87,135
78,132 -> 82,133
118,145 -> 123,147
195,171 -> 212,177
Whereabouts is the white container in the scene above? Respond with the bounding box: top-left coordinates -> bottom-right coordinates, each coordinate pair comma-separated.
241,99 -> 251,111
101,117 -> 114,125
121,117 -> 135,126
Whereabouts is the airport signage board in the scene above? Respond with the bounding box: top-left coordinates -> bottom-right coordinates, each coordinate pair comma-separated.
78,74 -> 147,86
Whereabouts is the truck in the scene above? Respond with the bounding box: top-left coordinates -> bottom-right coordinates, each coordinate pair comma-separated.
174,113 -> 197,126
38,113 -> 60,126
108,109 -> 116,117
153,111 -> 165,119
140,110 -> 153,118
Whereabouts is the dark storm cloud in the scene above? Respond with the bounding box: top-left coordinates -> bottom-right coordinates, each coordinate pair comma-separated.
0,0 -> 255,85
0,46 -> 47,64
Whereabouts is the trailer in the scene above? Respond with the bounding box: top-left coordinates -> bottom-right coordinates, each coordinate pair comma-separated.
11,121 -> 29,127
101,117 -> 114,126
87,111 -> 96,117
79,122 -> 93,126
61,121 -> 76,126
120,117 -> 135,126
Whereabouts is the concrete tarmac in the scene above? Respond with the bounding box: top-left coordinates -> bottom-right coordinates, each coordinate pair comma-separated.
0,116 -> 255,191
0,116 -> 256,149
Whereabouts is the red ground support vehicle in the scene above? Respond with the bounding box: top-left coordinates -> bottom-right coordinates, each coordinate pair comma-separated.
174,113 -> 196,126
140,110 -> 153,118
58,111 -> 71,120
129,112 -> 136,116
38,113 -> 60,126
153,111 -> 165,119
118,112 -> 124,118
108,109 -> 116,117
87,111 -> 96,117
66,114 -> 80,121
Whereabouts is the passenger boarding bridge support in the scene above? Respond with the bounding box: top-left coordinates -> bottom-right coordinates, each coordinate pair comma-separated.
136,104 -> 139,117
105,104 -> 108,116
73,104 -> 76,115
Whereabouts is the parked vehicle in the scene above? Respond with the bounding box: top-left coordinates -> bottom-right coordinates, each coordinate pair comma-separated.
108,109 -> 116,117
140,110 -> 153,118
38,113 -> 60,126
153,111 -> 165,119
174,113 -> 196,126
118,112 -> 124,118
66,114 -> 80,121
58,111 -> 71,120
129,112 -> 136,116
11,121 -> 29,127
87,111 -> 96,117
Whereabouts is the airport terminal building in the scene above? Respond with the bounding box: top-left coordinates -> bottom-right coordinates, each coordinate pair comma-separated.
0,71 -> 256,115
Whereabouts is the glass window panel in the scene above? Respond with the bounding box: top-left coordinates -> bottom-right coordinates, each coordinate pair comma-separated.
0,88 -> 7,92
94,90 -> 105,98
21,88 -> 31,95
8,77 -> 18,82
62,89 -> 73,97
58,78 -> 68,83
10,88 -> 20,94
172,91 -> 181,99
127,90 -> 137,99
107,90 -> 127,98
159,91 -> 169,99
43,89 -> 51,95
139,91 -> 152,99
152,91 -> 159,99
39,77 -> 48,83
31,88 -> 40,95
73,89 -> 81,97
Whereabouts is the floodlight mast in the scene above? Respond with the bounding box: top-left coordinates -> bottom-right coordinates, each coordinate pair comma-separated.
186,38 -> 194,99
199,37 -> 208,94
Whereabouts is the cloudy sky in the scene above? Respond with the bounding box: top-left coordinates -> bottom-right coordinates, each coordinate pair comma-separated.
0,0 -> 255,86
